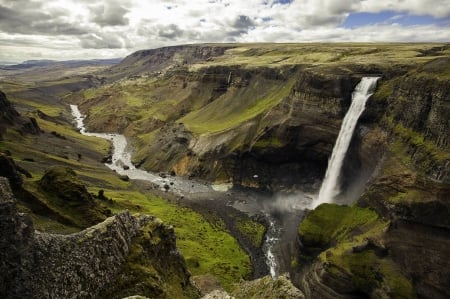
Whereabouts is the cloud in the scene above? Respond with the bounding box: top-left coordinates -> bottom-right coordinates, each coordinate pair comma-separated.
157,24 -> 184,39
89,0 -> 130,27
0,0 -> 449,62
0,2 -> 88,35
79,33 -> 126,49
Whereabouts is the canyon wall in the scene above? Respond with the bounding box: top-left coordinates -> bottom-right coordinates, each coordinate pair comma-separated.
0,177 -> 198,299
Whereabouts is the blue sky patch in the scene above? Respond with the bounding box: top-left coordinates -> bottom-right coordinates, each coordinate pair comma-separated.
342,11 -> 449,28
273,0 -> 293,5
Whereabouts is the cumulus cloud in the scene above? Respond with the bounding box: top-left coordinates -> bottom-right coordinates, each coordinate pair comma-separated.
0,0 -> 449,62
89,0 -> 130,27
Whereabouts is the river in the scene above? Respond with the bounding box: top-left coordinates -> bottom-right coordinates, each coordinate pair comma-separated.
70,104 -> 312,278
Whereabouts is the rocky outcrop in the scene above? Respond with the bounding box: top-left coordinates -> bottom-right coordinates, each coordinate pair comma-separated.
0,90 -> 41,140
232,274 -> 304,299
0,177 -> 198,299
199,274 -> 304,299
0,154 -> 24,189
365,73 -> 450,183
0,177 -> 35,298
32,212 -> 151,298
108,45 -> 232,81
299,262 -> 358,299
38,166 -> 111,227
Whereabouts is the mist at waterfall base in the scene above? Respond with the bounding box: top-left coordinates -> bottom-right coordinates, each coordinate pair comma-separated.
314,77 -> 380,208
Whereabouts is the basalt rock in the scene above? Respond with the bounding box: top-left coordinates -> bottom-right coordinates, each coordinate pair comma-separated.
0,177 -> 198,299
0,177 -> 35,298
232,274 -> 305,299
0,154 -> 23,189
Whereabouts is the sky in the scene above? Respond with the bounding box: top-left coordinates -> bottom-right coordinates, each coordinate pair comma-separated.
0,0 -> 449,63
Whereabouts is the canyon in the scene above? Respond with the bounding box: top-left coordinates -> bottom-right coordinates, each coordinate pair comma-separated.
0,43 -> 449,298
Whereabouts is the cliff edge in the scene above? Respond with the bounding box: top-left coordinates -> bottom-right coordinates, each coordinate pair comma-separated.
0,177 -> 199,299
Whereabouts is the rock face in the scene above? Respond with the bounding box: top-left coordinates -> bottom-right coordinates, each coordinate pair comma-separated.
199,274 -> 304,299
38,166 -> 111,227
124,66 -> 361,191
0,90 -> 41,139
296,68 -> 450,299
0,177 -> 198,299
0,177 -> 35,298
232,275 -> 305,299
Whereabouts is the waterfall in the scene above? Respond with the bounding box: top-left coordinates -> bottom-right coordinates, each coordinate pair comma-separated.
314,77 -> 380,208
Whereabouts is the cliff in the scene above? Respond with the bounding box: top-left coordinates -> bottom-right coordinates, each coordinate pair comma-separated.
0,177 -> 198,299
297,61 -> 450,298
0,90 -> 41,140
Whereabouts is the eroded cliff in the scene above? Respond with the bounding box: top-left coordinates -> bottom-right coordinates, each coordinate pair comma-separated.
0,177 -> 198,299
297,59 -> 450,299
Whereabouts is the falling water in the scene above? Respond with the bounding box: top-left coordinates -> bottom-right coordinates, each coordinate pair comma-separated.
314,77 -> 380,208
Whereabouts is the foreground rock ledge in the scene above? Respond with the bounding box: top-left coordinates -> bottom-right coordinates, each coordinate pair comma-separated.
0,176 -> 197,299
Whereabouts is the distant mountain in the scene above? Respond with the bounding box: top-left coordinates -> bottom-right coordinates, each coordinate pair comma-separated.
0,58 -> 123,70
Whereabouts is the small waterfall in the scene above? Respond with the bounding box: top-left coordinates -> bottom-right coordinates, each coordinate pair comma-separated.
314,77 -> 380,208
262,214 -> 281,278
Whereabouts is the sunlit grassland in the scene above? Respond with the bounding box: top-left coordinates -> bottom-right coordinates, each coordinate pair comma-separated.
89,188 -> 251,290
81,75 -> 195,123
190,43 -> 448,69
181,77 -> 296,135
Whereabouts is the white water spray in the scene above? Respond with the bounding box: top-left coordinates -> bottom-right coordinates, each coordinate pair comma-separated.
314,77 -> 380,208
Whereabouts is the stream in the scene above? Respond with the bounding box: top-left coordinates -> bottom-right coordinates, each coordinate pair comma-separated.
70,104 -> 312,278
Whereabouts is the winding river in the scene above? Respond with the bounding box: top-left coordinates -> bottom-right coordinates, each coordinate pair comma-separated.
70,104 -> 311,278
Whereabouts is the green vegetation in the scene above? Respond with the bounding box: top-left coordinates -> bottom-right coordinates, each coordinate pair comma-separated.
0,83 -> 252,290
390,122 -> 450,162
235,218 -> 266,247
102,221 -> 200,299
298,203 -> 383,247
181,77 -> 295,134
21,167 -> 110,228
188,43 -> 446,69
299,204 -> 415,298
91,188 -> 251,290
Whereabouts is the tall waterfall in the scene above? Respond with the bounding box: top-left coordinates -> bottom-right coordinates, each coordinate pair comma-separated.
314,77 -> 380,208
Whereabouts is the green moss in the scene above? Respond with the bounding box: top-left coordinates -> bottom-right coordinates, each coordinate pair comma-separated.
298,204 -> 381,246
374,82 -> 393,100
380,260 -> 416,299
391,123 -> 450,161
235,218 -> 266,247
103,221 -> 200,299
95,189 -> 251,290
300,204 -> 415,298
344,250 -> 380,293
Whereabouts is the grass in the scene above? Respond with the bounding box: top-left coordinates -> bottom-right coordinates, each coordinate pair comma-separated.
189,43 -> 448,69
181,77 -> 295,135
298,203 -> 383,247
90,188 -> 251,290
235,218 -> 266,248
